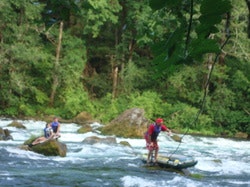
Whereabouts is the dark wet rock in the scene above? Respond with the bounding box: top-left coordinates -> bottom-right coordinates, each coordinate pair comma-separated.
0,128 -> 13,140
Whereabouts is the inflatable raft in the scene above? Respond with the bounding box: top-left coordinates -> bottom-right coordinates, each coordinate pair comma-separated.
141,153 -> 198,170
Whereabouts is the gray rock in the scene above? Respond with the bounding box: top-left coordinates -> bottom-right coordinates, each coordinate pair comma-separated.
82,136 -> 117,145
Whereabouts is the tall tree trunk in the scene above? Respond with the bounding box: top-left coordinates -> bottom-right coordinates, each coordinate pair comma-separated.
203,34 -> 215,91
128,38 -> 135,63
110,54 -> 118,99
112,66 -> 118,99
246,0 -> 250,38
50,21 -> 63,106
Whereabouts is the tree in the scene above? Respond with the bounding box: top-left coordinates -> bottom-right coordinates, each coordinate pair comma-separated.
0,0 -> 49,115
246,0 -> 250,38
49,21 -> 63,107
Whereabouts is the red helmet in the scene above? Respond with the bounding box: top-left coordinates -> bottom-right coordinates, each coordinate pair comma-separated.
155,118 -> 163,123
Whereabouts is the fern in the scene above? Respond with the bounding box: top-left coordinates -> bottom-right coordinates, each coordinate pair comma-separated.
149,0 -> 232,76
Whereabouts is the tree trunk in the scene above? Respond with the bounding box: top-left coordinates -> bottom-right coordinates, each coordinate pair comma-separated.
203,34 -> 215,91
246,0 -> 250,38
112,66 -> 118,99
50,21 -> 63,106
110,54 -> 118,99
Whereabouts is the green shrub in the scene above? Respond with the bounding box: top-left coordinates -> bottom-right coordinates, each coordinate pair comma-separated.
127,91 -> 172,120
92,91 -> 171,124
19,104 -> 36,116
166,102 -> 213,133
92,93 -> 125,123
59,88 -> 94,119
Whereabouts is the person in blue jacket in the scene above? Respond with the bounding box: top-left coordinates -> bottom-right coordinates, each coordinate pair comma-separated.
50,117 -> 61,138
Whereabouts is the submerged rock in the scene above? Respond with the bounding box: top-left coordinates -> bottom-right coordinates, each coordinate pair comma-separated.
77,125 -> 92,133
171,134 -> 182,142
82,136 -> 117,145
7,121 -> 26,129
119,141 -> 131,147
82,136 -> 132,148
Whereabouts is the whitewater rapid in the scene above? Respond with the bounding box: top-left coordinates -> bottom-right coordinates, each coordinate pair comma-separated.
0,118 -> 249,187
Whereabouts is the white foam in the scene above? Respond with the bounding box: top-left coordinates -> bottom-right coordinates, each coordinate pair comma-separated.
0,118 -> 14,127
117,137 -> 145,147
228,180 -> 250,186
195,157 -> 222,172
6,147 -> 49,160
90,122 -> 104,129
121,176 -> 158,187
53,156 -> 87,163
220,159 -> 250,175
60,123 -> 81,132
0,171 -> 10,176
121,175 -> 202,187
59,132 -> 87,142
167,176 -> 204,187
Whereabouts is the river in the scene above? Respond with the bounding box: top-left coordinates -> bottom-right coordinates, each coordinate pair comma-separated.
0,118 -> 249,187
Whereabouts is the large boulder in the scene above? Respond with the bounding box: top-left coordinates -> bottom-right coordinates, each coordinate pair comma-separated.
28,139 -> 67,157
0,128 -> 13,140
101,108 -> 150,138
109,108 -> 149,127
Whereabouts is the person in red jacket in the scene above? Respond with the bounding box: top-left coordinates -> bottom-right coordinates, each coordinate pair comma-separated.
144,118 -> 171,164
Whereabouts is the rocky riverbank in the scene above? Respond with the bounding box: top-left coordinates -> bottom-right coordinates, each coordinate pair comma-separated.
1,107 -> 249,140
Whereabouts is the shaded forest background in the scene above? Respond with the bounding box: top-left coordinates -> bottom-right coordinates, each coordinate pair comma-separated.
0,0 -> 249,136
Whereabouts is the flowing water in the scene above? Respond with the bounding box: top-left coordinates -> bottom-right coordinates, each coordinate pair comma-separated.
0,119 -> 249,187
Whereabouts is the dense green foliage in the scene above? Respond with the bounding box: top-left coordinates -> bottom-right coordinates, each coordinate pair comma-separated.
0,0 -> 249,136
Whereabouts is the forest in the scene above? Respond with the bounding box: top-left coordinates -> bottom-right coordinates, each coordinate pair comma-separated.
0,0 -> 249,137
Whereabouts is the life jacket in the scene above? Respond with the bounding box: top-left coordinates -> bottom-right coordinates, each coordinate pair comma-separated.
44,127 -> 52,138
151,123 -> 162,141
51,121 -> 59,133
144,131 -> 150,143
